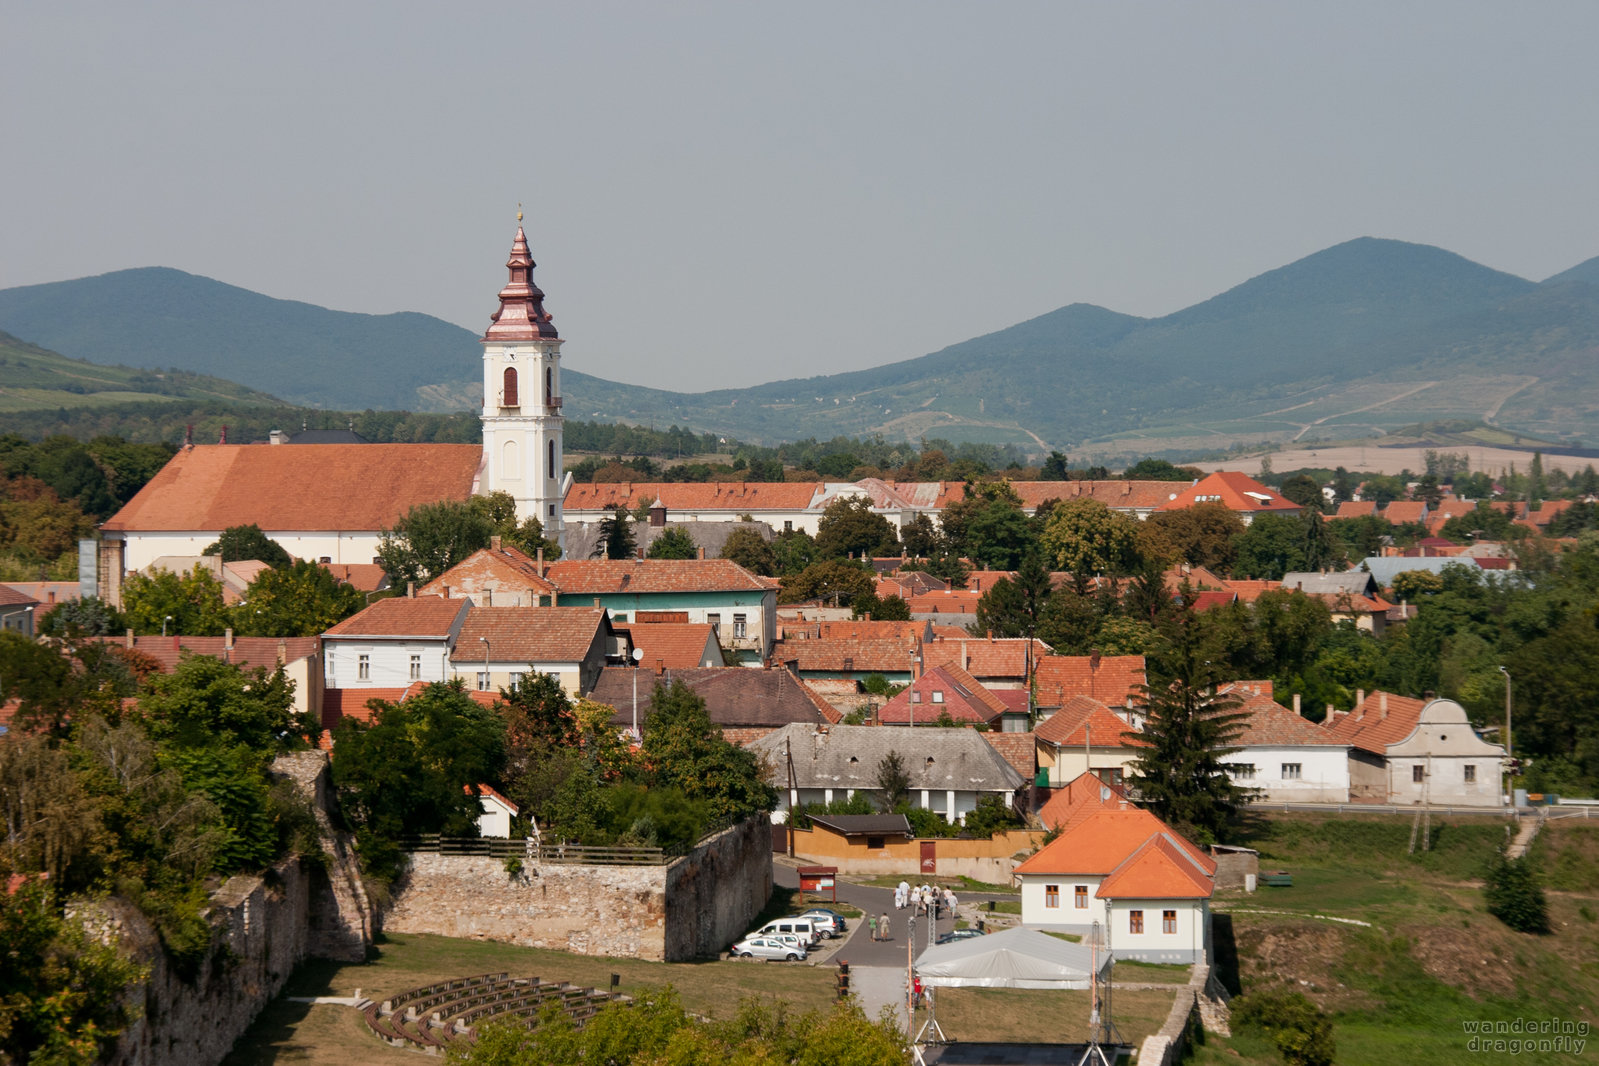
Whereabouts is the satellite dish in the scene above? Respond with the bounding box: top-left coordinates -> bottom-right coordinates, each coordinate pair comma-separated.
632,648 -> 644,663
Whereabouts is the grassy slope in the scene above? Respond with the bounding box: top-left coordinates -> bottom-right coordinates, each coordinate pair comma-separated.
0,331 -> 281,412
1192,813 -> 1599,1065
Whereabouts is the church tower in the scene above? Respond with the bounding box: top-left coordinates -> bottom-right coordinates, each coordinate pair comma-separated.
480,217 -> 566,551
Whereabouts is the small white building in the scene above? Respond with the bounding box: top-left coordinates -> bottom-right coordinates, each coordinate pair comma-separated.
472,784 -> 520,838
1014,808 -> 1215,964
1384,698 -> 1506,806
322,596 -> 470,690
1221,694 -> 1352,803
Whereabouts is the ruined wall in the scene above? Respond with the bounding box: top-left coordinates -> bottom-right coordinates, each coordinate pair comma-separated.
94,752 -> 371,1066
664,817 -> 772,961
386,817 -> 772,962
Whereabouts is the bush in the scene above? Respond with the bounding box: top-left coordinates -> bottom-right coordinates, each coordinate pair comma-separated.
1231,987 -> 1335,1066
1483,850 -> 1550,933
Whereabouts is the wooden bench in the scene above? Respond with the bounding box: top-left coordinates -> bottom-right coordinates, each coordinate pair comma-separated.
1259,871 -> 1293,888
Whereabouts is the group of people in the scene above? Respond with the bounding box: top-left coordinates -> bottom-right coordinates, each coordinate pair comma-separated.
867,911 -> 892,941
894,881 -> 957,919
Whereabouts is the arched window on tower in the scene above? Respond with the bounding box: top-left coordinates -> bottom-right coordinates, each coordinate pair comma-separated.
548,439 -> 556,480
502,367 -> 519,407
545,366 -> 553,406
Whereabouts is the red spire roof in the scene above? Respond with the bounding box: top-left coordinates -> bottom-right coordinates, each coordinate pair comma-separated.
483,223 -> 559,341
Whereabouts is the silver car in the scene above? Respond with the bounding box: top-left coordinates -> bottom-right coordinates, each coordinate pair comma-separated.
731,936 -> 806,961
797,910 -> 847,938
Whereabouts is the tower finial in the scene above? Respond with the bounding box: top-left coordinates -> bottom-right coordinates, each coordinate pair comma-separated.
517,202 -> 523,223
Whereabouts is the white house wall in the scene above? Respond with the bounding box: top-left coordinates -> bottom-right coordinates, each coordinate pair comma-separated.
1019,873 -> 1107,931
119,530 -> 386,573
323,638 -> 451,688
1104,898 -> 1208,964
1222,746 -> 1351,803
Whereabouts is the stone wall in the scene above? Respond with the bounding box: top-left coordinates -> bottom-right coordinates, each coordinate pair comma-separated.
385,817 -> 772,962
96,752 -> 371,1066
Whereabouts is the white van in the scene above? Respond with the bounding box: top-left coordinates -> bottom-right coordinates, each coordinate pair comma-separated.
755,918 -> 821,948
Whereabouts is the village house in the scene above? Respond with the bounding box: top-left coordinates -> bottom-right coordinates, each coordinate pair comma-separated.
1036,771 -> 1135,832
1220,693 -> 1352,802
1033,654 -> 1147,718
1324,692 -> 1504,806
1033,695 -> 1145,787
749,723 -> 1026,825
586,662 -> 836,745
1015,807 -> 1216,964
89,631 -> 323,726
877,663 -> 1026,731
1155,471 -> 1301,525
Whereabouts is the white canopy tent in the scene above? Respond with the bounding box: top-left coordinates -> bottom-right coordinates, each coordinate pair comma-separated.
914,927 -> 1111,990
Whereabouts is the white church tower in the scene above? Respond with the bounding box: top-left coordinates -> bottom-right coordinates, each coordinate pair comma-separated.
480,215 -> 567,551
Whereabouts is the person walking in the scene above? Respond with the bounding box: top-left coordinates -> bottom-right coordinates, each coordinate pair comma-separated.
880,912 -> 891,941
868,914 -> 878,941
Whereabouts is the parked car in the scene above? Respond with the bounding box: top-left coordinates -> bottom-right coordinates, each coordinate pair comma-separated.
731,936 -> 806,961
797,909 -> 847,938
764,932 -> 811,953
753,917 -> 822,948
936,928 -> 987,944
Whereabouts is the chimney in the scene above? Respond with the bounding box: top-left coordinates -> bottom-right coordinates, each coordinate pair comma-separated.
443,584 -> 451,598
269,429 -> 287,445
484,588 -> 492,607
1326,703 -> 1334,718
551,590 -> 559,606
537,548 -> 545,577
219,425 -> 228,444
225,627 -> 234,650
407,581 -> 415,598
1293,693 -> 1301,715
491,535 -> 502,551
1379,692 -> 1389,718
593,597 -> 602,607
1356,688 -> 1365,708
171,634 -> 180,651
697,546 -> 705,560
655,658 -> 665,676
184,424 -> 194,448
277,639 -> 287,666
125,628 -> 134,649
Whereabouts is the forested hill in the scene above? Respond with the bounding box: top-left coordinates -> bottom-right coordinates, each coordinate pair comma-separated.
4,238 -> 1598,451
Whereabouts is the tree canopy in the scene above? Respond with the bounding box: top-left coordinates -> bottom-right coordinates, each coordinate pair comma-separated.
203,524 -> 292,568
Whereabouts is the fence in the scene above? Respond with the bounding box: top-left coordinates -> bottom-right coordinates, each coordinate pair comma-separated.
399,818 -> 738,866
1261,802 -> 1530,818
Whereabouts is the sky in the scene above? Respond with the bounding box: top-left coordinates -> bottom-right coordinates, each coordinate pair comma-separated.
4,2 -> 1597,393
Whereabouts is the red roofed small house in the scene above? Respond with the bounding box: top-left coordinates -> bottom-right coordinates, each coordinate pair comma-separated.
1219,695 -> 1351,802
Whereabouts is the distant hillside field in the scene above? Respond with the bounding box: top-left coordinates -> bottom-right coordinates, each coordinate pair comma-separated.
0,330 -> 281,413
4,237 -> 1598,454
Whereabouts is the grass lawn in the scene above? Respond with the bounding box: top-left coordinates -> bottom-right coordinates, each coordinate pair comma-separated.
931,987 -> 1175,1046
852,874 -> 1017,895
1190,813 -> 1599,1065
1112,960 -> 1191,985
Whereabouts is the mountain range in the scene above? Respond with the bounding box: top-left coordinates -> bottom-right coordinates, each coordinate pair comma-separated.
2,238 -> 1596,457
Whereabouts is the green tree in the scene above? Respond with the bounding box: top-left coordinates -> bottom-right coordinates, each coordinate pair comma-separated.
378,500 -> 495,585
1123,457 -> 1199,481
591,505 -> 637,560
202,524 -> 292,567
814,496 -> 898,560
1040,497 -> 1143,576
1231,987 -> 1335,1066
850,590 -> 911,621
1040,451 -> 1071,480
640,680 -> 776,822
779,560 -> 876,606
1123,606 -> 1252,842
898,513 -> 939,557
1330,466 -> 1356,503
137,653 -> 306,751
1439,502 -> 1519,543
771,529 -> 818,576
963,496 -> 1035,570
972,550 -> 1053,638
646,527 -> 698,559
939,481 -> 1023,558
231,559 -> 364,636
1231,513 -> 1306,581
332,681 -> 508,879
1138,502 -> 1245,571
121,565 -> 229,635
1299,509 -> 1339,572
38,596 -> 121,638
877,750 -> 910,809
1279,474 -> 1324,511
719,526 -> 778,575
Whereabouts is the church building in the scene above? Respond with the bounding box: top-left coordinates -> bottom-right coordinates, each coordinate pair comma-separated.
97,221 -> 571,606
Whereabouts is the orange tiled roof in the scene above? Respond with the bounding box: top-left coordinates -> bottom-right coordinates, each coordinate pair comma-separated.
563,481 -> 824,513
1015,808 -> 1214,878
1156,471 -> 1301,515
1038,771 -> 1134,831
0,585 -> 40,607
1034,655 -> 1146,709
1035,696 -> 1143,748
1382,501 -> 1428,524
84,635 -> 319,673
320,562 -> 391,593
617,622 -> 721,669
449,606 -> 607,663
101,444 -> 480,532
542,558 -> 768,594
772,637 -> 919,674
905,589 -> 982,615
1322,690 -> 1427,754
879,664 -> 1008,726
324,596 -> 468,638
1219,579 -> 1279,603
778,619 -> 930,642
1229,694 -> 1347,747
1097,833 -> 1215,899
422,543 -> 560,599
932,480 -> 1178,512
982,731 -> 1037,779
925,637 -> 1050,680
588,665 -> 834,729
1334,501 -> 1377,519
469,783 -> 519,813
321,687 -> 408,730
2,582 -> 78,605
1219,679 -> 1274,699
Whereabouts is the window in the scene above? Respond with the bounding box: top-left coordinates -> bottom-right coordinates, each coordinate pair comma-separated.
545,366 -> 553,405
932,690 -> 945,704
477,672 -> 491,691
1464,764 -> 1476,783
1163,909 -> 1177,934
358,654 -> 370,681
1413,764 -> 1425,783
784,521 -> 793,533
548,440 -> 556,479
733,613 -> 747,638
1044,885 -> 1060,908
867,836 -> 885,850
1074,885 -> 1088,909
502,366 -> 518,406
409,654 -> 421,681
707,613 -> 721,631
613,613 -> 628,623
1129,909 -> 1144,935
510,672 -> 525,686
1281,763 -> 1302,780
1233,763 -> 1257,780
912,691 -> 922,703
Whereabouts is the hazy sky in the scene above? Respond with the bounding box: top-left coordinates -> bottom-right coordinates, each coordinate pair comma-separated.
5,2 -> 1597,393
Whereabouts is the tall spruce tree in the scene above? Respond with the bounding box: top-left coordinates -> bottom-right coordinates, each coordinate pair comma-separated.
1124,595 -> 1252,842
